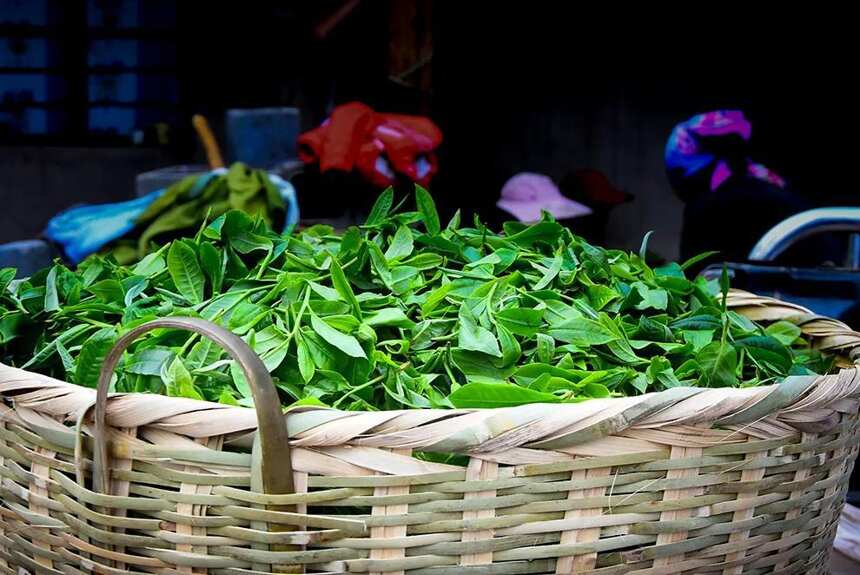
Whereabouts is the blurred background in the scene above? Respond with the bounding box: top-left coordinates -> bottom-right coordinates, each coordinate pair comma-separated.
0,1 -> 854,311
1,2 -> 849,250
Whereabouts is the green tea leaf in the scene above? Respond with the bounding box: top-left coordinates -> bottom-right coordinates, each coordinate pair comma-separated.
366,187 -> 394,226
631,373 -> 648,394
79,260 -> 104,287
339,226 -> 362,258
532,250 -> 563,290
627,282 -> 668,311
229,360 -> 253,399
390,265 -> 421,295
446,209 -> 461,232
133,249 -> 167,277
56,340 -> 75,374
697,341 -> 738,387
228,301 -> 268,335
421,283 -> 454,317
75,327 -> 116,388
88,279 -> 125,304
232,232 -> 273,255
165,357 -> 204,400
680,250 -> 719,271
415,233 -> 462,256
187,338 -> 223,369
495,307 -> 544,337
218,389 -> 240,405
21,323 -> 94,369
167,241 -> 205,304
513,363 -> 581,387
721,311 -> 753,333
458,305 -> 502,357
309,281 -> 340,301
400,252 -> 444,271
637,316 -> 674,343
288,396 -> 328,408
0,267 -> 16,294
125,348 -> 174,376
450,349 -> 515,383
548,317 -> 617,346
766,320 -> 802,346
225,246 -> 249,280
719,265 -> 730,299
415,185 -> 441,235
496,323 -> 521,367
671,314 -> 722,332
367,241 -> 393,288
735,335 -> 792,374
505,222 -> 564,247
310,313 -> 367,358
329,255 -> 362,319
449,382 -> 560,408
0,312 -> 25,344
118,277 -> 143,307
322,314 -> 361,333
199,242 -> 225,294
44,266 -> 60,312
683,329 -> 714,352
587,285 -> 620,311
365,307 -> 414,328
384,225 -> 415,260
536,333 -> 555,364
607,338 -> 646,365
296,333 -> 316,383
639,230 -> 654,260
646,356 -> 683,389
0,187 -> 834,414
221,210 -> 254,241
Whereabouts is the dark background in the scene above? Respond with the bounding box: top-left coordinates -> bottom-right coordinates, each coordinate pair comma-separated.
1,1 -> 852,258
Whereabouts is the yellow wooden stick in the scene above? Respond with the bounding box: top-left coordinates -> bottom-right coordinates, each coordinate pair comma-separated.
192,114 -> 225,169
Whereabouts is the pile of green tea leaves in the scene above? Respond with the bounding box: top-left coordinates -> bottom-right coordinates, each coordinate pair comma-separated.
0,187 -> 832,410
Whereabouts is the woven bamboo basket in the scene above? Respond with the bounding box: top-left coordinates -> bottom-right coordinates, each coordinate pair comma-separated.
1,290 -> 859,575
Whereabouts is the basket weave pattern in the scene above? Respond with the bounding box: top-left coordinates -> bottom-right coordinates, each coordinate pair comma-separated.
0,291 -> 858,574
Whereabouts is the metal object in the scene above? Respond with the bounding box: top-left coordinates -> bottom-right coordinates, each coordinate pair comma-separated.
749,207 -> 860,264
849,234 -> 860,269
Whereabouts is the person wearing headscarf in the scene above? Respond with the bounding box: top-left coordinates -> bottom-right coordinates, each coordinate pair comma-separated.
665,110 -> 837,267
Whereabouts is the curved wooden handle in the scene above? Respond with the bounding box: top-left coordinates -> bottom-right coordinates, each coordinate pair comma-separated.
192,114 -> 225,170
92,317 -> 294,500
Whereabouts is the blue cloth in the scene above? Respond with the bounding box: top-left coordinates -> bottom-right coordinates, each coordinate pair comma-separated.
45,191 -> 166,264
45,169 -> 300,264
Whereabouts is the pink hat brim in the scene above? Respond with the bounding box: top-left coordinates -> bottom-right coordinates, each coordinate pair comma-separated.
496,197 -> 592,223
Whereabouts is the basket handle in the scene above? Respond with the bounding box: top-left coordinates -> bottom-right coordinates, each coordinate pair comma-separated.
92,317 -> 294,499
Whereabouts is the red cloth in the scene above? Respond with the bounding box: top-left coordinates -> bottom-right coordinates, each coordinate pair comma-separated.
298,102 -> 442,188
